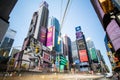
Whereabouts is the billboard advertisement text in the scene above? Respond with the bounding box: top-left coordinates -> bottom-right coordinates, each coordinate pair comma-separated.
75,26 -> 81,32
76,32 -> 83,40
77,39 -> 86,50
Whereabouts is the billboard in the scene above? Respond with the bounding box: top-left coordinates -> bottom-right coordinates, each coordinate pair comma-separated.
76,32 -> 83,40
79,50 -> 88,62
46,26 -> 55,47
39,27 -> 47,45
106,19 -> 120,51
42,51 -> 51,63
77,39 -> 86,50
75,26 -> 81,32
89,48 -> 98,62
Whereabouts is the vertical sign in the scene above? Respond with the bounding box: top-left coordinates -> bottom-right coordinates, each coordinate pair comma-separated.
46,26 -> 55,47
106,19 -> 120,51
39,27 -> 47,45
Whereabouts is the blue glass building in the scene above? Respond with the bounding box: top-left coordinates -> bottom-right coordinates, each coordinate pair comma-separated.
51,17 -> 60,53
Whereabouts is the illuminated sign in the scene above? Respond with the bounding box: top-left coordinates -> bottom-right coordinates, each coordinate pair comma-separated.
79,50 -> 88,62
106,19 -> 120,51
77,39 -> 86,50
46,26 -> 55,46
76,32 -> 83,40
39,27 -> 47,45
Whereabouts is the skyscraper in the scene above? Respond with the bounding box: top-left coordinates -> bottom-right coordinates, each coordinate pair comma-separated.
86,38 -> 99,72
91,0 -> 120,72
0,28 -> 16,57
63,34 -> 73,69
75,26 -> 90,71
0,0 -> 18,45
27,1 -> 49,45
50,17 -> 60,52
86,38 -> 98,63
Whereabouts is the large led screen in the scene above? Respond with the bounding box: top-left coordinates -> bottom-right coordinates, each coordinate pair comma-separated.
79,50 -> 88,62
106,19 -> 120,51
75,26 -> 81,32
39,27 -> 47,45
46,26 -> 55,46
77,39 -> 86,50
76,32 -> 83,40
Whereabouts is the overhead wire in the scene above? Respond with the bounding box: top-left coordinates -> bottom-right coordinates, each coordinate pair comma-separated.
59,0 -> 71,37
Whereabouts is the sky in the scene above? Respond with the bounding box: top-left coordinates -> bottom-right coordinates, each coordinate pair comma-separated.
9,0 -> 112,72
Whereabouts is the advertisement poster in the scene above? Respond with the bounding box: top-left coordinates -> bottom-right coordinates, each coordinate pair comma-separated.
79,50 -> 88,62
46,26 -> 55,47
39,27 -> 47,45
106,19 -> 120,51
76,32 -> 83,40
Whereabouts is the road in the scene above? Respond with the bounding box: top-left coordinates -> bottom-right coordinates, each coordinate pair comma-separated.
0,72 -> 110,80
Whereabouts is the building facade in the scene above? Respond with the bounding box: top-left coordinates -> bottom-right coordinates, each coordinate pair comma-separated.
0,0 -> 17,45
63,34 -> 73,69
91,0 -> 120,72
86,38 -> 99,63
19,1 -> 52,72
75,26 -> 90,71
50,17 -> 60,52
0,28 -> 16,57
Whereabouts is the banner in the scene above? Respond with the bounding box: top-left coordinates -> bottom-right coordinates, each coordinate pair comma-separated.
77,39 -> 86,50
46,26 -> 55,46
76,32 -> 83,40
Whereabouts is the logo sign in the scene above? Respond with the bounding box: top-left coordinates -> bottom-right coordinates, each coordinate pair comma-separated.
75,26 -> 81,32
106,19 -> 120,51
79,50 -> 88,62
